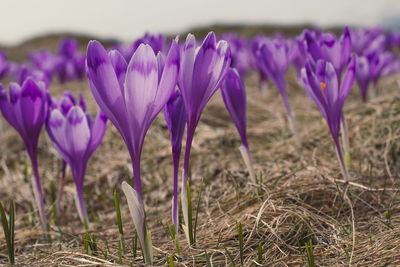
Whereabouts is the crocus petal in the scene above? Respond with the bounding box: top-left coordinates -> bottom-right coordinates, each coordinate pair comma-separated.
302,63 -> 328,120
47,109 -> 71,162
178,34 -> 196,118
86,109 -> 107,157
59,91 -> 76,116
19,79 -> 47,140
153,39 -> 180,119
78,92 -> 86,112
339,55 -> 356,103
65,106 -> 91,160
86,41 -> 128,138
124,44 -> 158,147
221,68 -> 247,147
108,49 -> 127,91
0,84 -> 19,130
191,32 -> 217,108
340,27 -> 352,72
164,90 -> 186,151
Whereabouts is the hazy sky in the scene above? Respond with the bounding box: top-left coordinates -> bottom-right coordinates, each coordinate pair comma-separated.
1,0 -> 399,45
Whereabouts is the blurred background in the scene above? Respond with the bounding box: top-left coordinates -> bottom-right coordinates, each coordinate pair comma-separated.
1,0 -> 399,46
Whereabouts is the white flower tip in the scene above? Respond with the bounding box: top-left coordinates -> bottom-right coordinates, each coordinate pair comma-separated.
238,145 -> 255,183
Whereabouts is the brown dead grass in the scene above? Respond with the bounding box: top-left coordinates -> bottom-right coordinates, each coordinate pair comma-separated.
1,46 -> 400,266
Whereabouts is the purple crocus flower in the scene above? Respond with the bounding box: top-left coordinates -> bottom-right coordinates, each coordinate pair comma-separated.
301,56 -> 356,181
86,39 -> 179,262
18,65 -> 51,89
305,27 -> 352,77
0,78 -> 48,229
221,68 -> 255,182
250,35 -> 270,91
178,32 -> 230,244
163,90 -> 186,234
256,38 -> 300,143
29,51 -> 61,77
0,52 -> 9,79
355,56 -> 371,101
219,33 -> 252,76
46,92 -> 107,225
57,38 -> 85,83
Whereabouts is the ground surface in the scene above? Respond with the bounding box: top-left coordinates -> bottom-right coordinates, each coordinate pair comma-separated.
1,36 -> 400,266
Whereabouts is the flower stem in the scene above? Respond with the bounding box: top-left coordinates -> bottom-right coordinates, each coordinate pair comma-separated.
132,156 -> 143,206
56,160 -> 66,217
334,139 -> 350,181
340,114 -> 351,170
75,185 -> 89,227
172,151 -> 180,235
29,152 -> 47,231
182,125 -> 195,245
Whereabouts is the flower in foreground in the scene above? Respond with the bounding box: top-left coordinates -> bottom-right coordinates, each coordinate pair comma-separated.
86,38 -> 179,262
163,90 -> 186,234
221,68 -> 255,182
46,92 -> 107,225
178,32 -> 231,244
0,78 -> 48,229
301,56 -> 356,181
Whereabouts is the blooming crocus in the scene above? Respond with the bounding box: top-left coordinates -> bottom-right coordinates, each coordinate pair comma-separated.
219,33 -> 252,76
0,78 -> 48,229
221,68 -> 254,182
46,92 -> 106,225
86,38 -> 179,263
18,65 -> 51,90
178,32 -> 231,244
355,56 -> 371,101
0,52 -> 9,79
29,51 -> 61,77
305,27 -> 352,164
256,38 -> 300,143
57,38 -> 85,83
163,90 -> 186,234
305,27 -> 352,77
301,56 -> 356,181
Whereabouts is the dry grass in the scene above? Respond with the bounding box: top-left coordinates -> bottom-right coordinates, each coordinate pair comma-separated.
1,42 -> 400,266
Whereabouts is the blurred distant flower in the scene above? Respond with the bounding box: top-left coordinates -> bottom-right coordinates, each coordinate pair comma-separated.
305,26 -> 352,77
18,64 -> 51,89
0,78 -> 48,229
57,38 -> 85,83
114,33 -> 165,62
219,33 -> 252,76
256,37 -> 300,143
29,51 -> 61,77
0,52 -> 9,79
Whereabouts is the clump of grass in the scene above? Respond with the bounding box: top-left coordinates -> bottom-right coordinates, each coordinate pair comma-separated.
0,200 -> 15,265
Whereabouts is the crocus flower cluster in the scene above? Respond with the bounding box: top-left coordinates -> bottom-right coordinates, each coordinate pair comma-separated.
1,26 -> 400,264
46,92 -> 107,225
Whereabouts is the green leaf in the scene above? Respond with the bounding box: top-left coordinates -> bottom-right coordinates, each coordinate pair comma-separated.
193,178 -> 205,244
